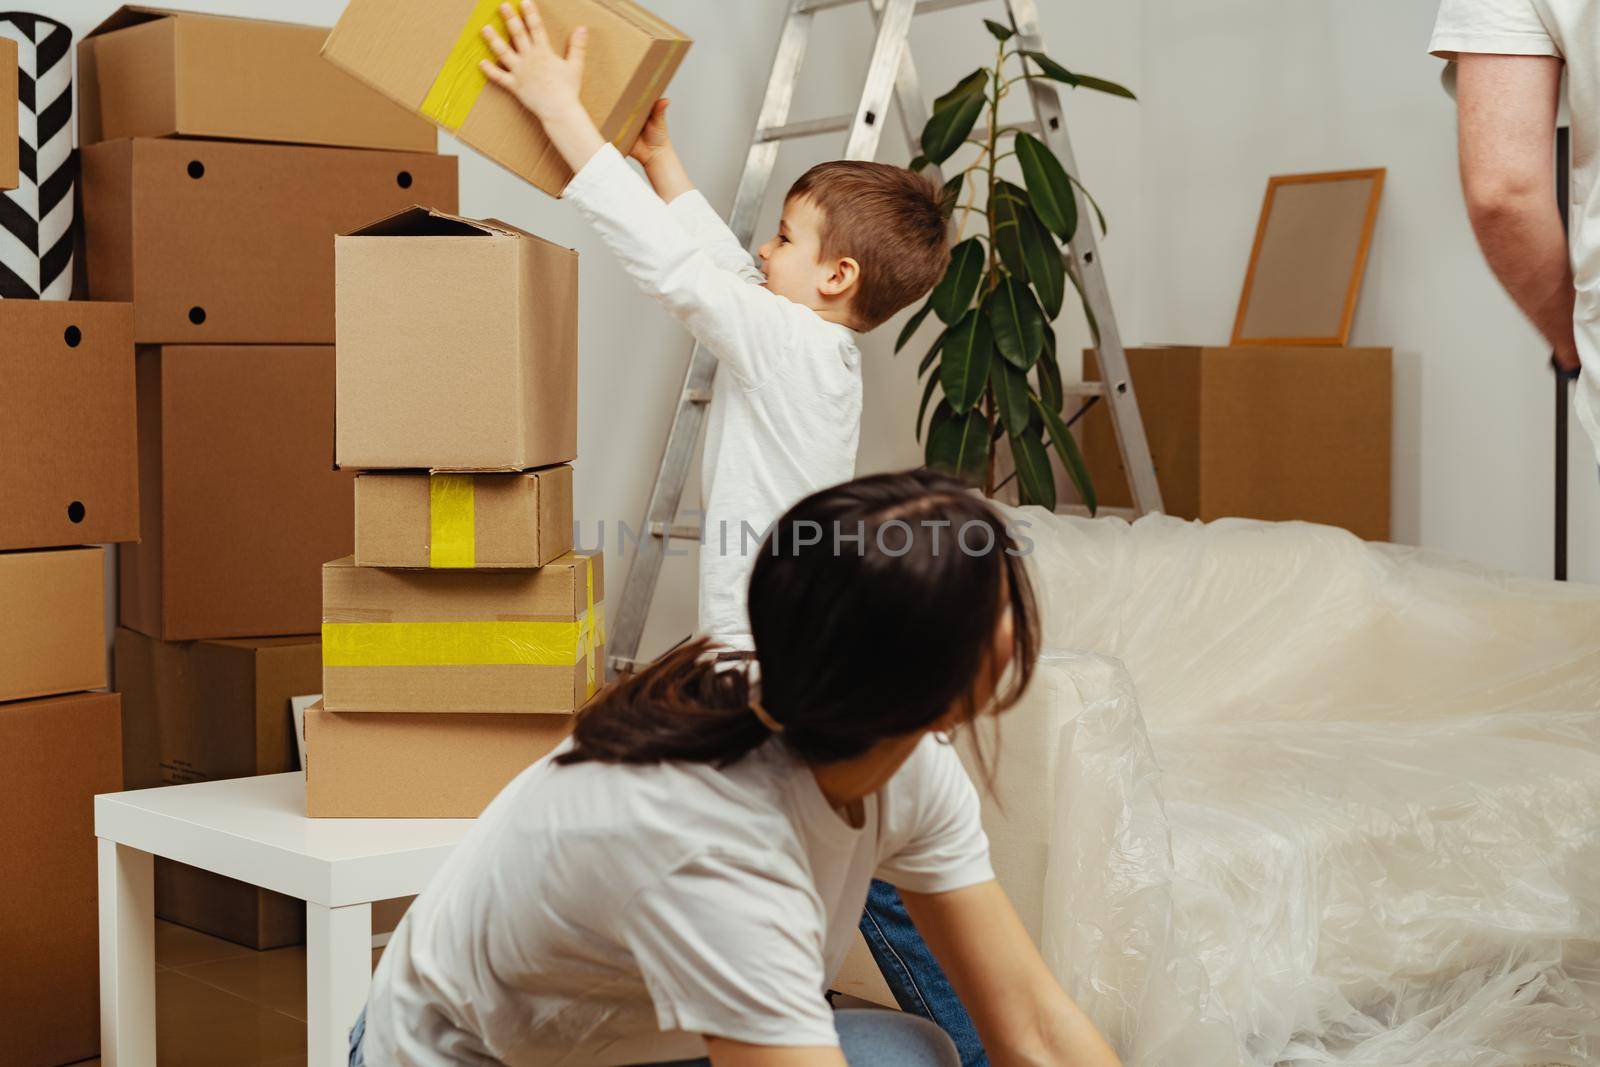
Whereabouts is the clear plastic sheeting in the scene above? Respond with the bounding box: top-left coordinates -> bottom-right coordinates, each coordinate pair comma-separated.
990,509 -> 1600,1066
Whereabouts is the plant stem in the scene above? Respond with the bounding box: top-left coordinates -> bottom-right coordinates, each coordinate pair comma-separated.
983,40 -> 1006,497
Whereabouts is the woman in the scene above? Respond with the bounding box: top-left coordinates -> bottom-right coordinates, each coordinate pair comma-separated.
351,470 -> 1121,1067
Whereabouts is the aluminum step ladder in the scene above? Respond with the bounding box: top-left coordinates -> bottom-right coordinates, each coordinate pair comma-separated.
606,0 -> 1163,677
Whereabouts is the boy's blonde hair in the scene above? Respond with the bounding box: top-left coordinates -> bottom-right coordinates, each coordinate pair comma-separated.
786,161 -> 951,331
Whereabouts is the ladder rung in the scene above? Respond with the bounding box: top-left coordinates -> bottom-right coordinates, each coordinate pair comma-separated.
684,388 -> 712,404
758,114 -> 855,142
650,522 -> 703,542
1063,382 -> 1106,398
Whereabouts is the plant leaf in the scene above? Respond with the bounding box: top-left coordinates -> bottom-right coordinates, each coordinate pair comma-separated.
990,182 -> 1029,278
983,18 -> 1014,41
1017,193 -> 1066,318
916,374 -> 943,443
908,153 -> 930,173
921,89 -> 986,165
1033,394 -> 1097,515
1065,260 -> 1101,345
1036,327 -> 1064,412
1020,50 -> 1079,86
991,356 -> 1032,436
927,407 -> 991,485
940,173 -> 965,218
895,300 -> 934,354
985,276 -> 1046,369
1016,132 -> 1078,241
919,328 -> 948,378
1067,173 -> 1108,235
934,68 -> 989,113
1072,73 -> 1136,100
1009,425 -> 1057,509
940,307 -> 994,413
930,237 -> 985,324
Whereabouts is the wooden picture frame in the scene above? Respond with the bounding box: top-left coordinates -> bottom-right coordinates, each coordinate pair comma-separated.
1230,168 -> 1385,346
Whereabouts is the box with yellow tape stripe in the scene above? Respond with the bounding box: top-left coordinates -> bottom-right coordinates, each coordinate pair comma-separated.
355,467 -> 574,569
322,550 -> 605,714
322,0 -> 691,196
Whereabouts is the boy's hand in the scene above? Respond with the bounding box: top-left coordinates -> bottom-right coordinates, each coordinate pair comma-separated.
629,99 -> 673,167
479,0 -> 589,122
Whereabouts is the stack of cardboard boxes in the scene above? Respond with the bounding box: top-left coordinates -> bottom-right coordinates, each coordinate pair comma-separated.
76,7 -> 460,951
0,302 -> 136,1066
306,207 -> 599,818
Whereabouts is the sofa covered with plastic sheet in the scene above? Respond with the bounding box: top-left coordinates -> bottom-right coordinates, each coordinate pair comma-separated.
957,510 -> 1600,1066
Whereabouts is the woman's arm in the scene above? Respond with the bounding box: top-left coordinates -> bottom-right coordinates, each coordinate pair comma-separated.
901,881 -> 1122,1067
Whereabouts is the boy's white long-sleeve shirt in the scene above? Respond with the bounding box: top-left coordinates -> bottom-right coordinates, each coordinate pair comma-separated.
564,145 -> 863,645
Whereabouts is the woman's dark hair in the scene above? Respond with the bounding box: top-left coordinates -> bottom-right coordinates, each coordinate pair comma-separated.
557,469 -> 1040,769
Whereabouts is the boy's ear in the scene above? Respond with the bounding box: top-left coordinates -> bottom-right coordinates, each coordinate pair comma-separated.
821,256 -> 861,298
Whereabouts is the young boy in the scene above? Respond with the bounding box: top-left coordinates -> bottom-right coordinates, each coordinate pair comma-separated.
477,0 -> 951,649
480,6 -> 982,1065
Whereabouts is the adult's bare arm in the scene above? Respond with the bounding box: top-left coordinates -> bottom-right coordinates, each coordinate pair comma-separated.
1455,53 -> 1577,370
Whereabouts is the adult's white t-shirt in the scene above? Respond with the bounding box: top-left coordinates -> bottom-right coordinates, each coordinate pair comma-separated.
362,733 -> 994,1066
1431,0 -> 1600,460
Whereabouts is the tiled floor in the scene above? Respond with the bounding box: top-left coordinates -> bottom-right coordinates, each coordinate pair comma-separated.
70,920 -> 384,1067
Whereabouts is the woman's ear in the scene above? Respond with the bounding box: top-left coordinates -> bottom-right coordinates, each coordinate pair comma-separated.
821,256 -> 861,298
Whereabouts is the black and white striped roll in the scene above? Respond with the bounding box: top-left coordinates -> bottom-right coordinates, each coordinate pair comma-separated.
0,12 -> 74,300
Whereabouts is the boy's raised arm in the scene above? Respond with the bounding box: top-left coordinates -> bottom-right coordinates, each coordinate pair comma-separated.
480,1 -> 798,388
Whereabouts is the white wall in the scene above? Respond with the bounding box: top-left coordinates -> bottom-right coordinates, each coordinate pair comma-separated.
1135,0 -> 1598,582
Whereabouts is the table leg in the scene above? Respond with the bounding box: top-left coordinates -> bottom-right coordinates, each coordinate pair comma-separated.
307,901 -> 372,1067
98,838 -> 156,1067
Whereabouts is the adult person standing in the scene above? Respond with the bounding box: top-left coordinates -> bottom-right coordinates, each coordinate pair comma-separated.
1432,1 -> 1596,451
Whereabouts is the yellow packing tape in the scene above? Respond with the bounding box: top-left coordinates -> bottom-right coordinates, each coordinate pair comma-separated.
429,474 -> 476,568
323,620 -> 582,667
421,0 -> 505,131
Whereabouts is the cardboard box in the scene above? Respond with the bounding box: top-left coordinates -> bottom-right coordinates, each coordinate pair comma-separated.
0,691 -> 122,1067
115,627 -> 320,948
323,0 -> 690,196
78,6 -> 436,153
355,466 -> 574,569
1,38 -> 16,190
322,550 -> 604,713
305,701 -> 571,818
120,346 -> 354,641
335,207 -> 578,470
80,137 -> 458,343
1,301 -> 138,549
0,547 -> 106,703
1081,345 -> 1392,540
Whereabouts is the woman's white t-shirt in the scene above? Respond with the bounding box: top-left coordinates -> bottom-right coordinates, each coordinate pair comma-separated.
363,734 -> 994,1067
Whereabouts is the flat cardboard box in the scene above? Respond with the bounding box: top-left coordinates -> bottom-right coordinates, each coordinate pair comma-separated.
305,701 -> 571,818
1,38 -> 16,190
78,6 -> 436,153
323,0 -> 690,196
1081,345 -> 1392,540
0,547 -> 106,703
80,137 -> 458,343
0,691 -> 122,1067
322,550 -> 605,713
0,300 -> 139,549
120,346 -> 354,641
335,207 -> 578,470
115,627 -> 320,948
355,466 -> 575,569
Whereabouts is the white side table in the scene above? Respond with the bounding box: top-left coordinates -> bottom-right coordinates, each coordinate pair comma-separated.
95,773 -> 473,1067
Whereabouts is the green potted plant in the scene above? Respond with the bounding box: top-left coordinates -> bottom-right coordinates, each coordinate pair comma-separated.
901,18 -> 1134,513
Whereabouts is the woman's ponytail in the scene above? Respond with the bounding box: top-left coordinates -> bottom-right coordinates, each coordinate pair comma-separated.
555,638 -> 772,767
